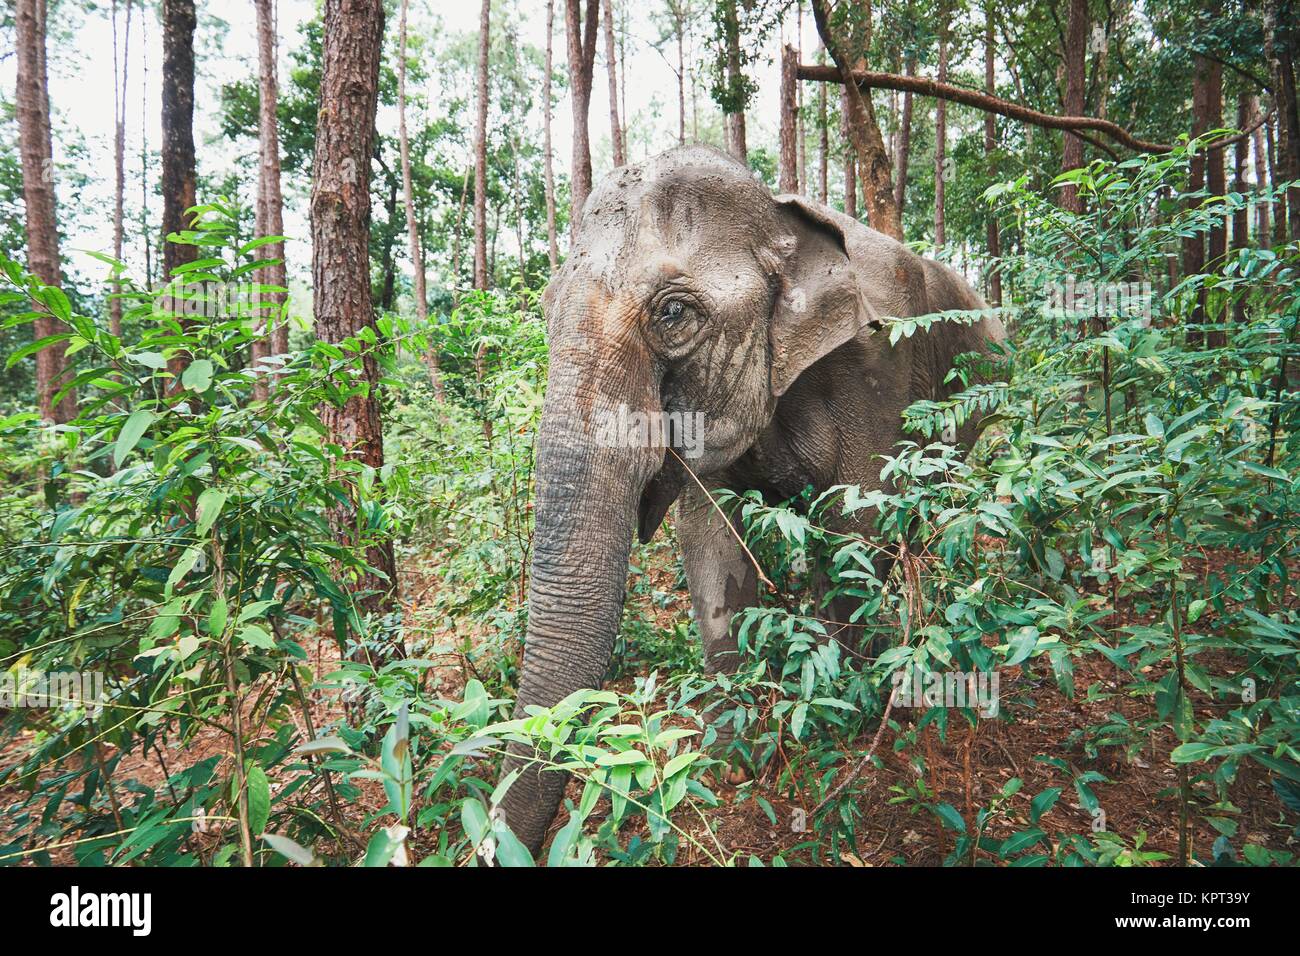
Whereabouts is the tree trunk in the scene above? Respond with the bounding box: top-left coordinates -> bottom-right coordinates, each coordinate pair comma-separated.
722,0 -> 747,161
811,0 -> 901,239
473,0 -> 491,290
818,42 -> 828,202
934,1 -> 949,247
675,7 -> 686,144
110,0 -> 133,340
1203,52 -> 1226,347
984,1 -> 1001,305
893,52 -> 914,211
311,0 -> 400,639
780,44 -> 799,192
15,0 -> 76,423
1059,0 -> 1087,214
543,0 -> 560,270
1184,52 -> 1211,346
1253,96 -> 1271,242
397,0 -> 442,397
565,0 -> 599,237
1265,0 -> 1300,241
797,1 -> 806,193
254,0 -> 289,402
162,0 -> 198,383
1233,92 -> 1250,325
841,86 -> 856,218
601,0 -> 625,167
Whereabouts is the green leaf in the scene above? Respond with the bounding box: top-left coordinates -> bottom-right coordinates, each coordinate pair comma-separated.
245,765 -> 271,836
262,833 -> 315,866
238,624 -> 276,650
195,488 -> 228,537
182,359 -> 214,391
931,802 -> 967,832
165,546 -> 204,597
114,409 -> 154,467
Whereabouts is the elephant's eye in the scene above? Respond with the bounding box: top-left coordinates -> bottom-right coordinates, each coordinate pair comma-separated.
660,299 -> 687,323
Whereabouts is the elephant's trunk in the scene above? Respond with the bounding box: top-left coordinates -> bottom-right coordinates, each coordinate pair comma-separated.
496,345 -> 665,857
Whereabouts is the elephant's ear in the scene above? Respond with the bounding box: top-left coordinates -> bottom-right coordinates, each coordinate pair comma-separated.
767,194 -> 881,397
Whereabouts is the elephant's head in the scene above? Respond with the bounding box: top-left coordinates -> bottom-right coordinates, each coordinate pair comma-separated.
498,145 -> 879,855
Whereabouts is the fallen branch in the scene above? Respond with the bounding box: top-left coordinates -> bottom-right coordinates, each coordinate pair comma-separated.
798,62 -> 1173,152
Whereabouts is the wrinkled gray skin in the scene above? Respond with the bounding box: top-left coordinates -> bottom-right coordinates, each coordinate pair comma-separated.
498,145 -> 1004,857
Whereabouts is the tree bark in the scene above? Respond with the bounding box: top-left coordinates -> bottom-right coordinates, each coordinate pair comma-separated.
818,42 -> 828,202
602,0 -> 625,167
811,0 -> 902,239
565,0 -> 599,237
1252,96 -> 1271,242
1204,50 -> 1227,347
396,0 -> 441,397
161,0 -> 197,276
984,1 -> 1001,305
1059,0 -> 1088,214
543,0 -> 560,269
1184,52 -> 1212,346
841,85 -> 856,218
254,0 -> 289,402
161,0 -> 198,384
311,0 -> 400,636
1233,92 -> 1251,325
473,0 -> 491,290
780,44 -> 799,193
797,1 -> 806,193
110,0 -> 133,340
675,4 -> 686,144
893,52 -> 914,211
1265,0 -> 1300,241
934,0 -> 949,246
15,0 -> 76,423
721,0 -> 747,161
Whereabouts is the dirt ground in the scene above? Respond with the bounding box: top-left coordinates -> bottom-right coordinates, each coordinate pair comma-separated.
2,538 -> 1294,867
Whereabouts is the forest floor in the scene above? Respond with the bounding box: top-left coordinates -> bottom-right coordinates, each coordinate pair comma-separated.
2,534 -> 1292,866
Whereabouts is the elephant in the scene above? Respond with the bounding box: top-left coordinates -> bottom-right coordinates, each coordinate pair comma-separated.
495,144 -> 1005,857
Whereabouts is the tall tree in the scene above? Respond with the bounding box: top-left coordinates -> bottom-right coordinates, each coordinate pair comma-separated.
892,51 -> 913,211
841,85 -> 856,217
1265,0 -> 1300,240
984,0 -> 1000,304
602,0 -> 626,166
253,0 -> 289,402
720,0 -> 747,160
933,0 -> 949,247
543,0 -> 560,269
110,0 -> 134,340
161,0 -> 198,383
818,40 -> 828,202
566,0 -> 600,237
1233,92 -> 1250,325
311,0 -> 400,638
1183,49 -> 1215,344
665,0 -> 689,144
811,0 -> 902,239
161,0 -> 197,277
396,0 -> 442,397
473,0 -> 492,290
1252,95 -> 1270,242
15,0 -> 76,423
1059,0 -> 1088,213
797,1 -> 806,192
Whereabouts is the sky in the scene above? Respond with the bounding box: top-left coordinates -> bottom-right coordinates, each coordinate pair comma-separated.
3,0 -> 809,298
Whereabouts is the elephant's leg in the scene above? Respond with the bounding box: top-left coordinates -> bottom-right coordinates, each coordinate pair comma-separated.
675,485 -> 757,749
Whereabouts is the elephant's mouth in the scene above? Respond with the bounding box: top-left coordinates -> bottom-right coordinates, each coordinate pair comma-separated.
636,453 -> 688,543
